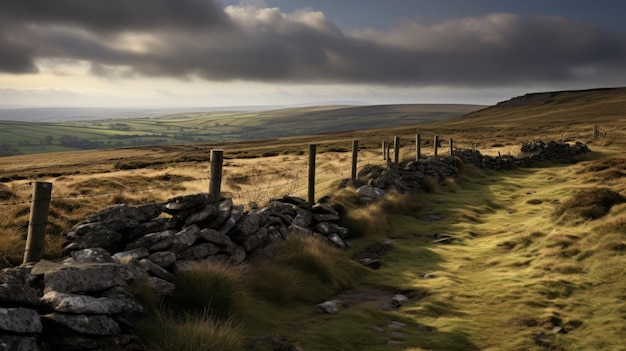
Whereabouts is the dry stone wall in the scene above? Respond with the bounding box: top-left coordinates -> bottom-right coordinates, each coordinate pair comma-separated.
0,140 -> 590,350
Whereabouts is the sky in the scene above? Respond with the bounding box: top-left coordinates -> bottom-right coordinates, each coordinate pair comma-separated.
1,0 -> 626,108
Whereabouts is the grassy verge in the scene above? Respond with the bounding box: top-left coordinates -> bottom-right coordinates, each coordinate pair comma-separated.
133,145 -> 626,351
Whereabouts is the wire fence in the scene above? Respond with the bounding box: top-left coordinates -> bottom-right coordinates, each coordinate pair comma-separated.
0,128 -> 601,265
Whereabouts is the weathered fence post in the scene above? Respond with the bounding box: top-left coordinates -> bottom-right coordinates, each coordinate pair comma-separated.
449,138 -> 454,156
386,143 -> 391,167
209,150 -> 223,202
593,124 -> 598,139
351,140 -> 358,180
382,141 -> 387,160
23,182 -> 52,264
394,136 -> 400,165
434,135 -> 439,157
308,144 -> 316,204
416,134 -> 421,160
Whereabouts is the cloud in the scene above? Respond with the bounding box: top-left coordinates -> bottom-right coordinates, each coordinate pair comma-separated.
1,1 -> 625,88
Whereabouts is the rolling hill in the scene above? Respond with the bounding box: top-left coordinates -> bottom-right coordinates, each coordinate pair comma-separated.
0,104 -> 483,156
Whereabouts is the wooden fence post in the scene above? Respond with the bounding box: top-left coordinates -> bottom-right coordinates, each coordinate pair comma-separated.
382,141 -> 387,160
449,138 -> 454,156
308,144 -> 316,204
23,182 -> 52,264
394,136 -> 400,165
351,140 -> 358,180
209,150 -> 223,202
593,124 -> 598,139
386,143 -> 391,167
416,134 -> 421,160
434,135 -> 439,157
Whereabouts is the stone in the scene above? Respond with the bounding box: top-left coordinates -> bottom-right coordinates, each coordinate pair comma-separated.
242,228 -> 268,252
312,213 -> 340,223
315,299 -> 342,314
164,193 -> 212,213
112,247 -> 150,263
312,203 -> 339,215
0,335 -> 40,351
32,260 -> 146,294
0,307 -> 42,333
42,312 -> 121,335
170,225 -> 200,252
126,218 -> 169,240
287,224 -> 313,236
139,259 -> 176,283
391,294 -> 409,307
147,251 -> 177,267
184,204 -> 218,225
218,206 -> 243,235
125,230 -> 175,251
389,321 -> 405,328
327,233 -> 347,249
292,209 -> 313,227
227,246 -> 247,265
171,260 -> 195,273
62,225 -> 122,253
418,325 -> 436,332
178,243 -> 220,260
236,212 -> 261,236
0,282 -> 40,306
199,228 -> 236,247
40,291 -> 144,314
84,203 -> 161,223
71,247 -> 114,263
355,185 -> 385,204
144,276 -> 176,295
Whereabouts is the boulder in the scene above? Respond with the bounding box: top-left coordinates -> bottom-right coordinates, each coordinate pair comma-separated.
355,185 -> 385,204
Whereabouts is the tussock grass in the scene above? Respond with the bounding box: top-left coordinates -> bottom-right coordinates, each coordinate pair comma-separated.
554,187 -> 626,221
271,235 -> 366,300
170,260 -> 250,320
134,311 -> 246,351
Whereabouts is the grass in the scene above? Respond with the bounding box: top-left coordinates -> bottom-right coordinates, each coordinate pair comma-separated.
2,87 -> 626,349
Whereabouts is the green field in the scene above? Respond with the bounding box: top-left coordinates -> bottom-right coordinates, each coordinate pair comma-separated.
0,104 -> 482,156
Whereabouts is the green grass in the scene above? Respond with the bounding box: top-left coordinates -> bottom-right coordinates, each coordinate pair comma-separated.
0,104 -> 479,155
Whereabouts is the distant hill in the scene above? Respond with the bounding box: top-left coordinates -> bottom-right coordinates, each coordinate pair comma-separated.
0,104 -> 483,156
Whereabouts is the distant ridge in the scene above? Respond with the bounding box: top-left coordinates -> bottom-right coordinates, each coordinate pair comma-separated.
494,87 -> 626,108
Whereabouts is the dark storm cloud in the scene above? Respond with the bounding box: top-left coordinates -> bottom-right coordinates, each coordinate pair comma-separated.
1,2 -> 625,88
0,0 -> 230,32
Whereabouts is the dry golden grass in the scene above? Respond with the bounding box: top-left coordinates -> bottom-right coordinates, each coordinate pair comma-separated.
1,87 -> 626,349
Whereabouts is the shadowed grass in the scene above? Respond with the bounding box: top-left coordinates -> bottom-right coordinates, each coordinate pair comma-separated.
169,260 -> 250,320
134,310 -> 246,351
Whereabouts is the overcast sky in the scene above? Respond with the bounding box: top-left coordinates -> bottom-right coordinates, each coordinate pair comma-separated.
1,0 -> 625,108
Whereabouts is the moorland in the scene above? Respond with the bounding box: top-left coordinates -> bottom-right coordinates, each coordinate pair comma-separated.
0,103 -> 482,156
1,87 -> 626,350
